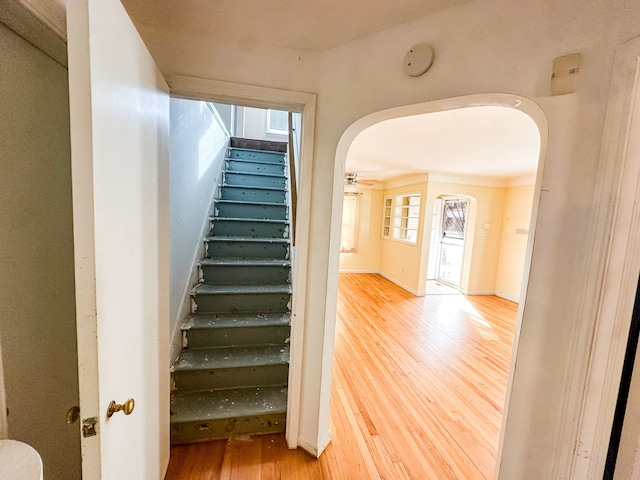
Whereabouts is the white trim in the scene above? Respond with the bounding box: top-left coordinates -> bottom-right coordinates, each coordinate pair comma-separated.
378,272 -> 425,296
166,75 -> 317,453
494,291 -> 520,304
298,431 -> 332,459
167,75 -> 315,113
572,36 -> 640,479
0,0 -> 67,67
16,0 -> 66,40
462,290 -> 496,296
338,269 -> 379,274
333,93 -> 549,480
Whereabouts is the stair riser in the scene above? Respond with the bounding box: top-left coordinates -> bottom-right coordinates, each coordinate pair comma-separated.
206,240 -> 289,259
226,160 -> 285,176
201,264 -> 290,285
224,172 -> 286,189
171,413 -> 286,445
220,186 -> 286,203
210,220 -> 288,239
228,149 -> 286,164
216,203 -> 287,220
193,292 -> 291,314
184,325 -> 290,348
173,364 -> 289,391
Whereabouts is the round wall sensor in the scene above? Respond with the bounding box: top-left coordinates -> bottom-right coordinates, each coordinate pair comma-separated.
404,43 -> 434,77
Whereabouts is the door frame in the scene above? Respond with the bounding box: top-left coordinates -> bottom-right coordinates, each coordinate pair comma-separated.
334,93 -> 549,476
571,36 -> 640,479
436,196 -> 470,289
167,75 -> 317,450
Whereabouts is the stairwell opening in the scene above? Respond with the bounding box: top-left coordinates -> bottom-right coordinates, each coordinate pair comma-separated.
168,99 -> 303,445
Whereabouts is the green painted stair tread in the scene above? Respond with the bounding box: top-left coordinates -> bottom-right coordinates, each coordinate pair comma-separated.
170,385 -> 287,424
210,217 -> 289,224
221,184 -> 287,192
216,199 -> 286,207
229,146 -> 287,155
225,156 -> 286,165
205,236 -> 288,243
192,283 -> 292,295
172,345 -> 289,371
225,170 -> 286,179
200,258 -> 290,267
182,313 -> 291,330
228,146 -> 286,156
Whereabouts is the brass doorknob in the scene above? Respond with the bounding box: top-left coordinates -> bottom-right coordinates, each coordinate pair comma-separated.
66,405 -> 80,424
107,398 -> 135,418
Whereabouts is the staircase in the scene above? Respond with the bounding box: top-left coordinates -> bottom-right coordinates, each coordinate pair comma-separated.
170,138 -> 292,445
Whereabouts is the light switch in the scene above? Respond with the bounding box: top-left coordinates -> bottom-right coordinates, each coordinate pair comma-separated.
551,53 -> 581,95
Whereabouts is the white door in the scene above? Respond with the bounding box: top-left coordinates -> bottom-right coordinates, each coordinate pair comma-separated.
437,198 -> 468,288
67,1 -> 170,479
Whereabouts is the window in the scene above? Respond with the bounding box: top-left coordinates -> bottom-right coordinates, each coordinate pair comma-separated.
382,193 -> 421,244
341,193 -> 359,253
266,109 -> 289,135
393,193 -> 421,243
382,195 -> 392,239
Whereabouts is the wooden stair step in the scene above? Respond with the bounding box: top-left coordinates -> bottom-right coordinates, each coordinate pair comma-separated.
183,313 -> 291,330
170,386 -> 287,444
172,345 -> 289,372
182,313 -> 291,348
200,258 -> 290,267
215,199 -> 286,207
192,283 -> 291,295
170,385 -> 287,424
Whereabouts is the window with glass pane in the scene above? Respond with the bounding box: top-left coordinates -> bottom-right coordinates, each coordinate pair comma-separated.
442,199 -> 467,241
382,195 -> 392,239
392,193 -> 420,244
267,109 -> 289,134
341,194 -> 359,253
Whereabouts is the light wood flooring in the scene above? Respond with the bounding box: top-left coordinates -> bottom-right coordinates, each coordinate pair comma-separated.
164,273 -> 518,480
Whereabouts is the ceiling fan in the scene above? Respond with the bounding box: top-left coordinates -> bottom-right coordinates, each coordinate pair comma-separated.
344,172 -> 375,187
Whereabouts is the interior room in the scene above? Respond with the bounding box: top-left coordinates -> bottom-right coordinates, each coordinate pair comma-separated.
4,1 -> 640,479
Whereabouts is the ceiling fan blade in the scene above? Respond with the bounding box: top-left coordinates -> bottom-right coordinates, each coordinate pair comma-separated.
358,180 -> 375,186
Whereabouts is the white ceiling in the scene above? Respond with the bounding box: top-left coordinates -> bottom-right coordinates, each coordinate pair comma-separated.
121,0 -> 470,51
346,106 -> 541,184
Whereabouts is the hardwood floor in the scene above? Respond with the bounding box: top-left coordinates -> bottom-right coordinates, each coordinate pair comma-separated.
164,273 -> 518,480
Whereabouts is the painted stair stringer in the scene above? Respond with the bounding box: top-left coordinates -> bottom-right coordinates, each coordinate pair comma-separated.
170,138 -> 291,444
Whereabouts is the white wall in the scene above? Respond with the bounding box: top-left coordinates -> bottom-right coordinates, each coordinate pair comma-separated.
338,188 -> 383,273
495,184 -> 535,302
169,98 -> 229,359
310,3 -> 640,477
0,20 -> 81,479
93,0 -> 640,476
238,106 -> 289,142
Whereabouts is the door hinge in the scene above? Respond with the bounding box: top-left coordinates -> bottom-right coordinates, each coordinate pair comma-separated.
82,417 -> 98,438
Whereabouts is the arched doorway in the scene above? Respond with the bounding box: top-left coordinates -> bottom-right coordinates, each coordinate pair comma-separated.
332,93 -> 547,477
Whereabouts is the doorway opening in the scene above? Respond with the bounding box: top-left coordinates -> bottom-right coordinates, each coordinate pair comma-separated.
431,196 -> 470,289
335,94 -> 546,478
165,77 -> 317,455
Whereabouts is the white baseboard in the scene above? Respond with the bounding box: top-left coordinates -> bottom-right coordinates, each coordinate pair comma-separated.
494,291 -> 520,303
462,289 -> 494,296
339,270 -> 425,296
378,272 -> 424,296
338,269 -> 379,274
298,431 -> 332,458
